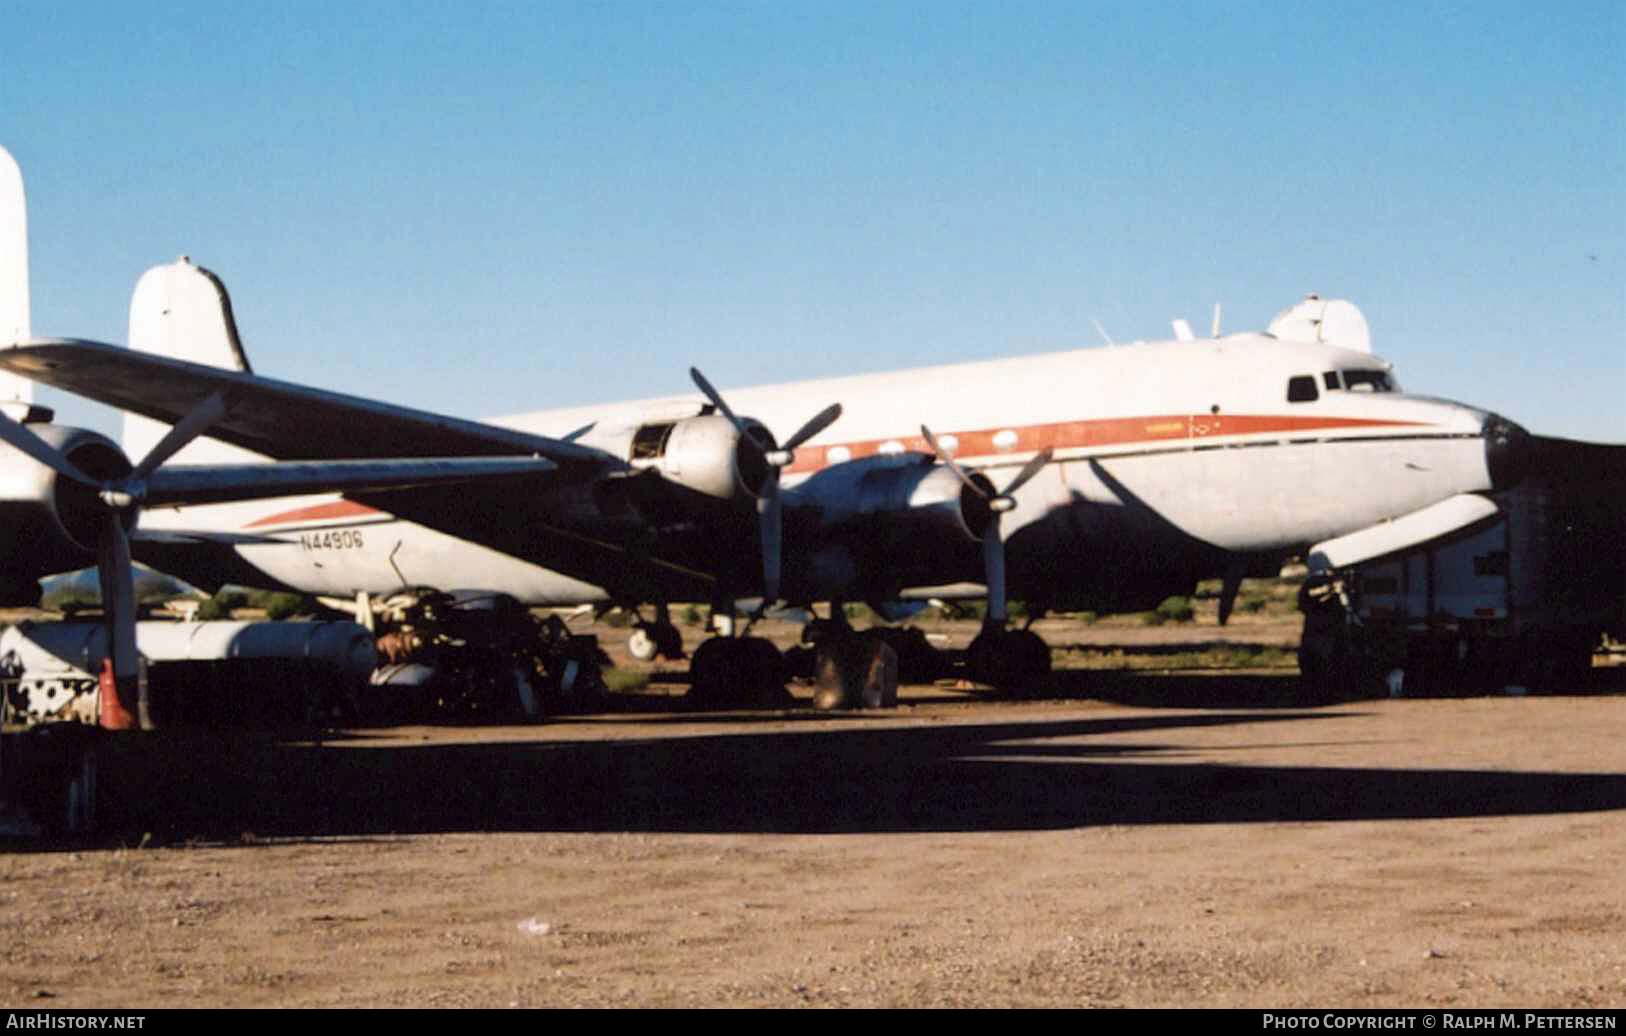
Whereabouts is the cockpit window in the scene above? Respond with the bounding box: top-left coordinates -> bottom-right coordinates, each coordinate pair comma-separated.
1286,375 -> 1319,403
1323,371 -> 1342,390
1341,369 -> 1394,393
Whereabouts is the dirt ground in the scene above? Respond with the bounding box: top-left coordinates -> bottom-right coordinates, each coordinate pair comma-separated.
4,614 -> 1626,1008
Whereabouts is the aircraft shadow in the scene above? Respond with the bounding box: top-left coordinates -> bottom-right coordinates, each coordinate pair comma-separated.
57,706 -> 1626,847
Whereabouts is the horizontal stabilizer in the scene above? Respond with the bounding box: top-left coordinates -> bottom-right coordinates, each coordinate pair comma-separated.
140,455 -> 557,508
1307,493 -> 1499,572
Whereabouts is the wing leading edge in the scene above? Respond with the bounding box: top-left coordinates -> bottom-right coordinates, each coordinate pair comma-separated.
0,338 -> 615,469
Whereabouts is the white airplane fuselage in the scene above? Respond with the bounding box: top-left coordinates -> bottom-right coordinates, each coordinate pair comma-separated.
135,332 -> 1513,612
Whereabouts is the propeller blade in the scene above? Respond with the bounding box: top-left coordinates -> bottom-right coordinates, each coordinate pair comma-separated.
130,390 -> 229,480
689,367 -> 751,439
981,520 -> 1007,624
758,480 -> 782,604
1001,447 -> 1053,498
781,402 -> 842,453
0,410 -> 97,486
920,424 -> 989,499
95,512 -> 139,694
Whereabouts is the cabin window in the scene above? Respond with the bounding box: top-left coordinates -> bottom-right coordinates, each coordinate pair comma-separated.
1286,375 -> 1319,403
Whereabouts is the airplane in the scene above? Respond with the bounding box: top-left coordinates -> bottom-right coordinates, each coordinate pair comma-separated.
0,145 -> 1533,707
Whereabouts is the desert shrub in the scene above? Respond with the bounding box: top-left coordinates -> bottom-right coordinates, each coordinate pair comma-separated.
602,668 -> 651,693
681,604 -> 703,626
195,595 -> 228,621
1155,595 -> 1195,623
1139,611 -> 1166,626
262,593 -> 306,620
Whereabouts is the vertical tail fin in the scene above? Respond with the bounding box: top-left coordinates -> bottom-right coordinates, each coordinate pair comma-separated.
124,258 -> 264,464
0,145 -> 37,415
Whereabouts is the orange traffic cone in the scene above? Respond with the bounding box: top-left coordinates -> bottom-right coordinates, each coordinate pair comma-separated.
97,658 -> 136,730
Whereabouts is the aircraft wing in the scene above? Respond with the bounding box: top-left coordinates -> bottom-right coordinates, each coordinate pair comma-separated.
130,529 -> 304,595
0,339 -> 720,597
347,478 -> 720,602
0,338 -> 613,469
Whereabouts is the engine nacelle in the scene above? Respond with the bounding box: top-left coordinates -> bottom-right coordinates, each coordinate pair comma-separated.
780,454 -> 996,602
0,424 -> 132,589
799,455 -> 993,543
626,414 -> 774,501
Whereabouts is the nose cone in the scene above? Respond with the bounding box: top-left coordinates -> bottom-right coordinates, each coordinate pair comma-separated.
1483,413 -> 1531,491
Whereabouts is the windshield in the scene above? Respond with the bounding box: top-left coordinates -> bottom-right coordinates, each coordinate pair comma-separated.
1326,369 -> 1397,393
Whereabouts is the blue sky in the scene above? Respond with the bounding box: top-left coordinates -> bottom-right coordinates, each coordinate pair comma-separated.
4,1 -> 1622,441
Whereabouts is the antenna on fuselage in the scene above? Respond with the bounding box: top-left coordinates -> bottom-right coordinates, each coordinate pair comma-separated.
1210,303 -> 1222,338
1090,317 -> 1116,346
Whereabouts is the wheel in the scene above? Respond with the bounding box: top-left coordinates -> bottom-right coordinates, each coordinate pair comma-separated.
687,637 -> 785,704
967,628 -> 1050,690
735,636 -> 789,703
867,627 -> 945,683
687,637 -> 738,703
628,628 -> 657,662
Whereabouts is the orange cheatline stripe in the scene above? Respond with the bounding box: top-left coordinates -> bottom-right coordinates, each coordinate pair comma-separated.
782,413 -> 1429,472
244,498 -> 382,529
242,413 -> 1430,529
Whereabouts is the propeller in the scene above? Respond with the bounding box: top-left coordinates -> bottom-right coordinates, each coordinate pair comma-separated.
689,367 -> 841,604
920,424 -> 1051,626
0,392 -> 234,716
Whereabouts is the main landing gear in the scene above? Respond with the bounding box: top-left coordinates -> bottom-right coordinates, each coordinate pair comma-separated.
966,622 -> 1052,691
687,634 -> 789,705
673,601 -> 1056,709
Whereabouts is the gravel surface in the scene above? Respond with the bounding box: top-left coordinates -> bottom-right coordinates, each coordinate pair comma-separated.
6,667 -> 1626,1008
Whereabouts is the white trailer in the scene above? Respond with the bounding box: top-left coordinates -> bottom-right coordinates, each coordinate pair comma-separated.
1300,437 -> 1626,697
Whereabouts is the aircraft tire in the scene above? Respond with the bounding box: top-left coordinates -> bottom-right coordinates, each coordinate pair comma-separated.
628,629 -> 657,662
687,637 -> 737,704
736,636 -> 789,704
687,637 -> 786,705
968,629 -> 1051,691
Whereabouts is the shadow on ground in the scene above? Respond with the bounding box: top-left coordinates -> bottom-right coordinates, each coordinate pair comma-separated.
38,682 -> 1626,848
